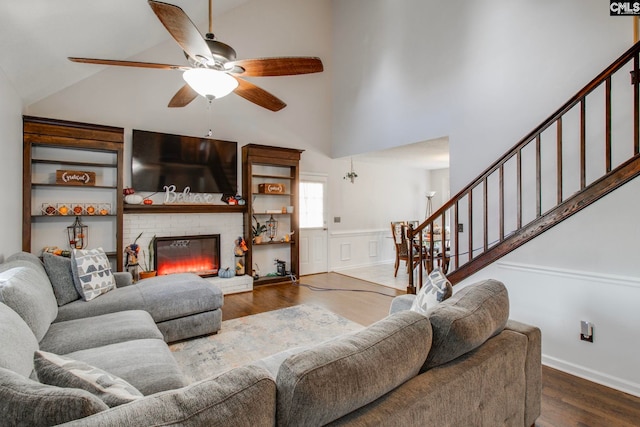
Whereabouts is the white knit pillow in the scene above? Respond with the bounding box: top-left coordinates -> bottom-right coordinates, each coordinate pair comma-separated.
410,268 -> 453,314
71,248 -> 116,301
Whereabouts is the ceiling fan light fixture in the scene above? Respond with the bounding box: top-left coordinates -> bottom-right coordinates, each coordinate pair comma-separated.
183,68 -> 238,99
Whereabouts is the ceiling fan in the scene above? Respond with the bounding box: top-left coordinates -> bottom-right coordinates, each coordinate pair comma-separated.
68,0 -> 323,111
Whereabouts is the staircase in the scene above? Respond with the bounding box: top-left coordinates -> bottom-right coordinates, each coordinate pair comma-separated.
408,41 -> 640,294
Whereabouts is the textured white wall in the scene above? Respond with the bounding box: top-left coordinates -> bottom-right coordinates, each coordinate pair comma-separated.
0,69 -> 23,260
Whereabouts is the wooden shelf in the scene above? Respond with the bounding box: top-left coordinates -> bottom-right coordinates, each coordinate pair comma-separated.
32,159 -> 117,168
32,183 -> 117,190
253,275 -> 296,286
252,173 -> 293,180
123,204 -> 247,214
253,240 -> 295,246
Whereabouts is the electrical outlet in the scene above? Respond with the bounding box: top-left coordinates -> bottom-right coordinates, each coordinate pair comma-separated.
580,320 -> 594,342
334,216 -> 341,223
457,223 -> 464,233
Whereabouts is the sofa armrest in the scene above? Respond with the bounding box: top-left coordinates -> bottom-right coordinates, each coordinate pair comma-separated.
114,272 -> 133,288
58,365 -> 276,427
389,294 -> 415,315
505,319 -> 542,427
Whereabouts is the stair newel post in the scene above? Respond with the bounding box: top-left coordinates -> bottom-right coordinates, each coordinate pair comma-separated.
407,223 -> 416,295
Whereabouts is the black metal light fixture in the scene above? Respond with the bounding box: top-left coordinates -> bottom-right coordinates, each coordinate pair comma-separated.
67,216 -> 88,250
266,215 -> 278,241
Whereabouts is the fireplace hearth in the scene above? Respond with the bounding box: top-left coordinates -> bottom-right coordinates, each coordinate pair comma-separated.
154,234 -> 220,277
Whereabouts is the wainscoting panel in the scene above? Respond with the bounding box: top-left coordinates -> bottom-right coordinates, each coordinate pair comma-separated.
460,260 -> 640,398
329,229 -> 395,271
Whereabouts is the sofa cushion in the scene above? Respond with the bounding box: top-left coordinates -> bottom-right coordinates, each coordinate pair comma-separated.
65,338 -> 187,396
135,273 -> 224,322
0,302 -> 39,377
0,366 -> 108,426
34,351 -> 143,407
276,310 -> 432,427
43,252 -> 80,306
5,251 -> 49,277
55,285 -> 145,323
423,279 -> 509,370
0,266 -> 58,342
71,248 -> 116,301
54,273 -> 223,325
59,365 -> 276,427
40,310 -> 163,354
410,267 -> 453,314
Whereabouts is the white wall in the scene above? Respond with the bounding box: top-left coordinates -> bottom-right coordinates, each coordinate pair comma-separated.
332,0 -> 631,188
333,0 -> 638,396
459,177 -> 640,396
0,68 -> 24,261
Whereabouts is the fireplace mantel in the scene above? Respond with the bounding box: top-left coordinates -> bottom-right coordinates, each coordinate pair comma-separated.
124,204 -> 247,214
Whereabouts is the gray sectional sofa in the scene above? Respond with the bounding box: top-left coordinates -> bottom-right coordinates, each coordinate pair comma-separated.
0,250 -> 540,426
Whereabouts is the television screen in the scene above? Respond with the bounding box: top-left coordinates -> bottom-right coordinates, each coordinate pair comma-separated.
131,129 -> 238,194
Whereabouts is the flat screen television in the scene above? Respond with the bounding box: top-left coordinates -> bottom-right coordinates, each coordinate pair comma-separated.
131,129 -> 238,195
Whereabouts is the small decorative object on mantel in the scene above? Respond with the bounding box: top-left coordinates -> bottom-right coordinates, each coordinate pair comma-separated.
344,158 -> 358,183
67,216 -> 88,250
56,170 -> 96,186
164,185 -> 216,204
258,183 -> 286,194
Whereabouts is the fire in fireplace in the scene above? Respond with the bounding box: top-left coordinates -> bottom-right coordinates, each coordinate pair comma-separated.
154,234 -> 220,277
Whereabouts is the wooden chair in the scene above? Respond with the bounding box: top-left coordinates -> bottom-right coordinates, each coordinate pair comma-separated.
391,222 -> 428,277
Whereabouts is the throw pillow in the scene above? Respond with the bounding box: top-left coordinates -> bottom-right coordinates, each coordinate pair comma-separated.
0,366 -> 108,425
410,267 -> 453,315
43,253 -> 80,306
34,351 -> 143,407
71,248 -> 116,301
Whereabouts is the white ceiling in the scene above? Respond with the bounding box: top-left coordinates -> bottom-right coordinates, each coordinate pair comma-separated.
0,0 -> 448,170
353,137 -> 449,170
0,0 -> 248,106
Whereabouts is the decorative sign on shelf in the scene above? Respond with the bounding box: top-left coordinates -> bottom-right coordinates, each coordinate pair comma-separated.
258,183 -> 286,194
56,170 -> 96,186
163,185 -> 216,204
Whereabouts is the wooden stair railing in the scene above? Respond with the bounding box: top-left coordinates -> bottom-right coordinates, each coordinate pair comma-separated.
407,41 -> 640,294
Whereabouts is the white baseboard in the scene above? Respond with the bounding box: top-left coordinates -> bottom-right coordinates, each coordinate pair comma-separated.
543,355 -> 640,398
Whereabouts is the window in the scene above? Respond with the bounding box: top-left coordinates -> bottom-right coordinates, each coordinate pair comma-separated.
299,181 -> 324,228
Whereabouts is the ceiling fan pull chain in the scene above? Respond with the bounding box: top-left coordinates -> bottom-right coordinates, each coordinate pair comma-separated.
206,97 -> 214,137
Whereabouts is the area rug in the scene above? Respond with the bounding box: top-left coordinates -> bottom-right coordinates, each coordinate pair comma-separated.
169,304 -> 363,382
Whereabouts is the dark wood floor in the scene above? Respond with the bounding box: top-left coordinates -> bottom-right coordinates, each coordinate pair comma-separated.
222,272 -> 640,427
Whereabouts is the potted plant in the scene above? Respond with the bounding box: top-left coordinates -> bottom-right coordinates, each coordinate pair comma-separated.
139,235 -> 157,279
252,216 -> 267,244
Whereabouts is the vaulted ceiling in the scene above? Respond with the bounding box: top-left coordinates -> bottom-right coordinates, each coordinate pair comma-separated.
0,0 -> 248,106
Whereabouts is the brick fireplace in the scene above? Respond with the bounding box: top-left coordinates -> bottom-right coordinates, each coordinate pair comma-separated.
123,212 -> 252,294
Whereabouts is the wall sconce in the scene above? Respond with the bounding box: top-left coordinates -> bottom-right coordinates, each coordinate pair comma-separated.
344,158 -> 358,183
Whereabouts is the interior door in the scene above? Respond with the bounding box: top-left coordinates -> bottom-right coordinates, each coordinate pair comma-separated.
299,174 -> 328,275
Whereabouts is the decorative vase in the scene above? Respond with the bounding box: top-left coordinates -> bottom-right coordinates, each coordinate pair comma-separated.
254,235 -> 263,244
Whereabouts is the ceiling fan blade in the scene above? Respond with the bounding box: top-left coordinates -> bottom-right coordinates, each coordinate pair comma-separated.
168,84 -> 199,108
228,57 -> 323,77
148,0 -> 213,65
68,57 -> 189,70
233,77 -> 286,111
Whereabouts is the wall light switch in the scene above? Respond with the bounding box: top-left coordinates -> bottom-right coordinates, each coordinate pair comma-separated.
334,217 -> 341,223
